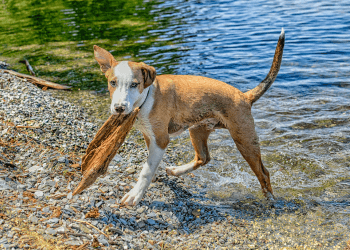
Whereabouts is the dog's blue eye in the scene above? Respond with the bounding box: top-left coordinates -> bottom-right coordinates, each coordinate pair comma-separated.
110,80 -> 117,87
130,82 -> 138,88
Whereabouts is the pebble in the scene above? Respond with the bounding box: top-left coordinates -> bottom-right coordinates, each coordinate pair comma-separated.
34,191 -> 44,198
46,228 -> 56,235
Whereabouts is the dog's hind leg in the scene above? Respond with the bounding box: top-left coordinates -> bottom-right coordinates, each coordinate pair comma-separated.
227,113 -> 274,200
166,125 -> 212,176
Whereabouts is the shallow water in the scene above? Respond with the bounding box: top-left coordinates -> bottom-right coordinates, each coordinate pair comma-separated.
1,0 -> 350,234
140,0 -> 350,219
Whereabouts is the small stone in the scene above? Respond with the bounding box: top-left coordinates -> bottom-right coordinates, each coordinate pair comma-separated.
29,215 -> 38,224
34,191 -> 44,198
119,218 -> 128,226
108,227 -> 123,235
67,192 -> 73,200
137,207 -> 146,214
42,207 -> 50,213
58,157 -> 66,163
46,218 -> 59,224
80,224 -> 90,234
113,154 -> 122,162
192,209 -> 201,217
126,167 -> 136,174
56,226 -> 66,233
17,184 -> 26,190
45,181 -> 56,187
147,212 -> 157,218
0,178 -> 12,190
28,166 -> 43,173
147,219 -> 156,225
65,240 -> 82,246
46,228 -> 56,235
138,221 -> 146,228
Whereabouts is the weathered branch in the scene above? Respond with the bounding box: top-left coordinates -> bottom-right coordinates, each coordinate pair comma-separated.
73,108 -> 139,195
1,69 -> 71,90
19,59 -> 36,76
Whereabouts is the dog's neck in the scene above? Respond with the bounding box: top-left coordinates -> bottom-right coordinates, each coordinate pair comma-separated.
138,86 -> 151,110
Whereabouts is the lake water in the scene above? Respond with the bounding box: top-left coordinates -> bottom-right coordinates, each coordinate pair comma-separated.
1,0 -> 350,227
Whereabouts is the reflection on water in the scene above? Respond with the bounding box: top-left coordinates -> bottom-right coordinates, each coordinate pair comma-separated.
1,0 -> 350,233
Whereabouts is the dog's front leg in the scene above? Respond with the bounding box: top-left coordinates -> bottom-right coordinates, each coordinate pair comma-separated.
121,141 -> 165,206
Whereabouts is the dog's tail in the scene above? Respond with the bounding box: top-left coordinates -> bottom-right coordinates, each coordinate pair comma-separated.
244,29 -> 285,105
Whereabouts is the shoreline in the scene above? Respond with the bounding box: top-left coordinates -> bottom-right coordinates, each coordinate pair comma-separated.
0,66 -> 349,249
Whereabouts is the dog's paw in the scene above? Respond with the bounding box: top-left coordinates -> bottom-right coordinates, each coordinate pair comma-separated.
121,187 -> 144,206
151,175 -> 158,182
166,166 -> 179,176
265,191 -> 275,201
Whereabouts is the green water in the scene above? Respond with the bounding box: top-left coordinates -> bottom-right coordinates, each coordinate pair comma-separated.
0,0 -> 173,90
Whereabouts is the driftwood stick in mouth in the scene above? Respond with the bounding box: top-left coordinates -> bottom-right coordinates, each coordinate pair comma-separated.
73,108 -> 140,196
1,69 -> 71,90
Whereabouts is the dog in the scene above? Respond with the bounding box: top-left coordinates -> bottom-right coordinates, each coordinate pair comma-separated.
93,29 -> 285,206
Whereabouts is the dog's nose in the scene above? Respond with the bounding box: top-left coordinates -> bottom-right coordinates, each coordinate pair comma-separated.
114,104 -> 126,113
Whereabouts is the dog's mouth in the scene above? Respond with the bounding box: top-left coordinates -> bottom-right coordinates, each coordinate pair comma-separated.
110,105 -> 133,116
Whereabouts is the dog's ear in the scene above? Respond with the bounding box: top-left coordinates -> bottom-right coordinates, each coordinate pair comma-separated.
140,63 -> 156,88
93,45 -> 116,73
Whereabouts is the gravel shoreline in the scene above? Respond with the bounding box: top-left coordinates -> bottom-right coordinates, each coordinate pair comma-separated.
0,65 -> 349,249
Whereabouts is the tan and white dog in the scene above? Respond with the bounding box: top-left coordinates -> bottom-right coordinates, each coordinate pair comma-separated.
93,29 -> 285,206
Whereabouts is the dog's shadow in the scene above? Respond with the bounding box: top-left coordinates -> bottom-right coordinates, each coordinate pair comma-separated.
98,176 -> 314,235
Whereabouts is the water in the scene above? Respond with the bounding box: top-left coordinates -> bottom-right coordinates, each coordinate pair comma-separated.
140,0 -> 350,216
1,0 -> 350,227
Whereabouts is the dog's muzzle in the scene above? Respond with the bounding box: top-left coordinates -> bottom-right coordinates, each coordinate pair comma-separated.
114,103 -> 126,113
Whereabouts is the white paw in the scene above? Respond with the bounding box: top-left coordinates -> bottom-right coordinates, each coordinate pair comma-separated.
121,186 -> 144,206
166,166 -> 179,176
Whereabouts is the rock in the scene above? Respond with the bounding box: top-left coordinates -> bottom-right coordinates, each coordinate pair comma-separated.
0,178 -> 12,190
119,218 -> 128,226
57,157 -> 66,163
42,207 -> 50,213
34,191 -> 44,198
80,224 -> 90,234
126,167 -> 136,174
67,192 -> 73,200
137,207 -> 146,214
16,184 -> 26,190
109,227 -> 123,235
28,166 -> 43,173
46,218 -> 59,224
56,226 -> 66,233
64,240 -> 82,246
147,219 -> 156,225
46,228 -> 56,235
96,201 -> 103,207
45,180 -> 56,187
147,212 -> 157,218
113,154 -> 123,162
138,221 -> 146,228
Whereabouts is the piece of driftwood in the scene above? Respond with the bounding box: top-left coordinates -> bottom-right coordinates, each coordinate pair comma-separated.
19,59 -> 36,76
72,108 -> 140,196
1,69 -> 71,90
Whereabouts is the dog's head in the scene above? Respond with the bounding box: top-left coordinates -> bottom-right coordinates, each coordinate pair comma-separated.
93,45 -> 156,115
